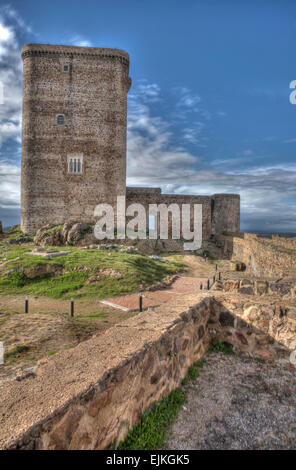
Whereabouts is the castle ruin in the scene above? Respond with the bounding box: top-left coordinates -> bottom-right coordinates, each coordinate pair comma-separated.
20,43 -> 240,237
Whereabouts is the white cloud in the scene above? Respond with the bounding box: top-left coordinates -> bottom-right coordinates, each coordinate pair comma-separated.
0,7 -> 24,149
127,85 -> 201,186
69,35 -> 93,47
174,86 -> 201,109
127,84 -> 296,230
0,162 -> 20,208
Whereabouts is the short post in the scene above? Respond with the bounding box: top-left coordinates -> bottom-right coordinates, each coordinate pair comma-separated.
207,278 -> 210,290
219,272 -> 221,281
213,274 -> 216,283
139,293 -> 143,312
25,296 -> 29,314
204,254 -> 207,263
200,282 -> 203,290
216,264 -> 218,271
70,297 -> 74,317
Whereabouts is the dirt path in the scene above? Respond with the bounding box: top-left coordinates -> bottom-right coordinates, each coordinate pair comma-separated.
0,298 -> 135,381
167,352 -> 296,450
181,254 -> 219,278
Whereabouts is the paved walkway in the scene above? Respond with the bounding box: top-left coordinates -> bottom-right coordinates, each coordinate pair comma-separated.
101,276 -> 210,311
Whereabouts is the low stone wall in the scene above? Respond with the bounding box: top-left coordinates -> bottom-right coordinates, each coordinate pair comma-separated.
0,295 -> 211,450
221,277 -> 296,298
0,292 -> 294,450
209,295 -> 296,362
231,233 -> 296,278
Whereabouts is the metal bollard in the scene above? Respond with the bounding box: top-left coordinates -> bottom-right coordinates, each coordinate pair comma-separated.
207,279 -> 210,290
216,264 -> 218,271
219,272 -> 221,281
139,293 -> 143,312
213,275 -> 216,283
70,297 -> 74,317
200,282 -> 203,290
25,296 -> 29,314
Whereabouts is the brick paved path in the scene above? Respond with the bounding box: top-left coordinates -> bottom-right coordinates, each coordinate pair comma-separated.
100,276 -> 210,311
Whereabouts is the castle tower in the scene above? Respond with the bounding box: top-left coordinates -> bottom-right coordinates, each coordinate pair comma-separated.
21,44 -> 131,234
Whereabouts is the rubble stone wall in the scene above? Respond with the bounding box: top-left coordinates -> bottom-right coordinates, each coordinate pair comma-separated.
1,292 -> 294,451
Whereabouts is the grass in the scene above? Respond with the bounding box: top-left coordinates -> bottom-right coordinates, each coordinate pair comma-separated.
43,225 -> 64,236
117,388 -> 186,450
4,344 -> 30,363
117,358 -> 205,450
115,342 -> 235,450
48,350 -> 57,356
0,232 -> 183,299
181,359 -> 205,385
208,339 -> 234,355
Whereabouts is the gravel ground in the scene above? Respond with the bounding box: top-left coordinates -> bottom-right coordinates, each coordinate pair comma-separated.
167,353 -> 296,450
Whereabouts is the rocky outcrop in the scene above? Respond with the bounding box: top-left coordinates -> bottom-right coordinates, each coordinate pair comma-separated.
34,223 -> 95,247
23,264 -> 65,279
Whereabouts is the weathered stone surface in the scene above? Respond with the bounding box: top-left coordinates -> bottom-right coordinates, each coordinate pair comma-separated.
24,264 -> 64,279
235,332 -> 248,345
238,287 -> 254,295
269,283 -> 291,296
223,280 -> 239,292
255,349 -> 275,362
256,280 -> 268,295
66,223 -> 90,245
219,311 -> 234,327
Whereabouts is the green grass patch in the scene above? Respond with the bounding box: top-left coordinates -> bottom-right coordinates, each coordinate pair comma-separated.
48,350 -> 57,356
117,388 -> 186,450
4,344 -> 30,363
208,339 -> 234,355
0,246 -> 182,300
181,359 -> 205,385
117,358 -> 205,450
43,225 -> 64,236
77,312 -> 106,320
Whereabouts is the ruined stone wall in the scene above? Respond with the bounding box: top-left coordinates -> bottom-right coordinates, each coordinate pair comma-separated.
228,233 -> 296,278
0,296 -> 212,450
21,44 -> 131,234
211,194 -> 240,235
209,295 -> 296,363
126,188 -> 240,240
221,277 -> 296,298
1,292 -> 294,450
126,187 -> 212,240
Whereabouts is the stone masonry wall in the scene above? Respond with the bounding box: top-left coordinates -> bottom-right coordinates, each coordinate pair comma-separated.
214,233 -> 296,278
0,292 -> 294,450
211,194 -> 240,235
221,277 -> 296,298
21,44 -> 131,234
233,234 -> 296,278
126,188 -> 240,240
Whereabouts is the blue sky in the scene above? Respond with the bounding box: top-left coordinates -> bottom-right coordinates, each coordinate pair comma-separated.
0,0 -> 296,231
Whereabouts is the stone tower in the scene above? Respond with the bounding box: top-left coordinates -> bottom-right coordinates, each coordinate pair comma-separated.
21,44 -> 131,234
